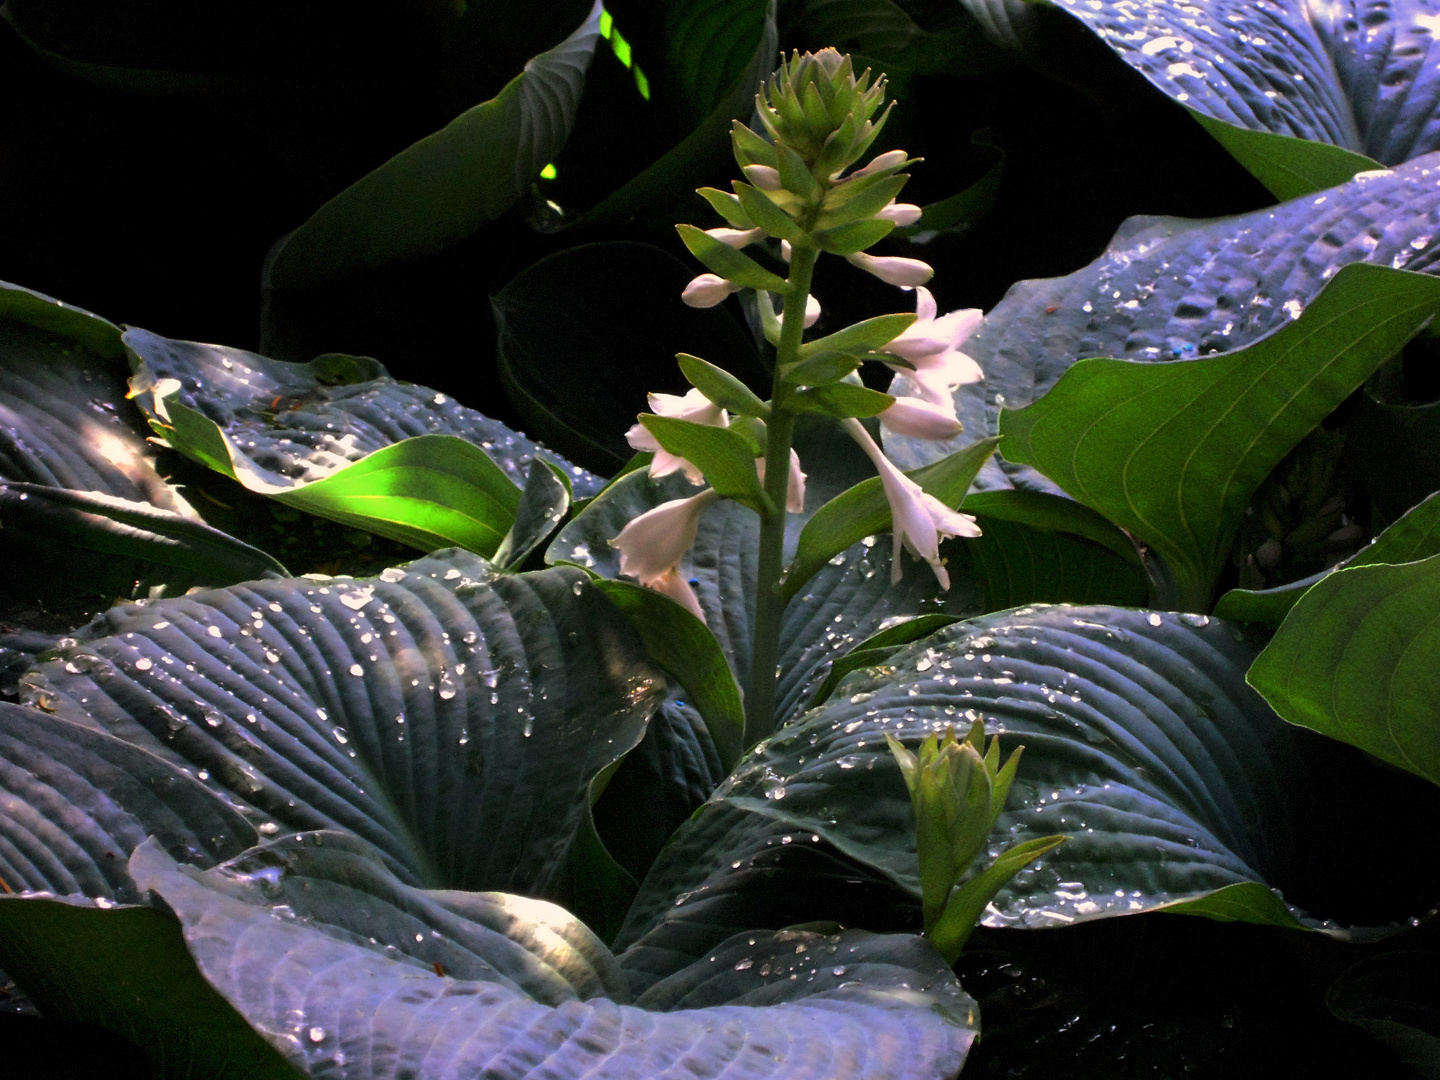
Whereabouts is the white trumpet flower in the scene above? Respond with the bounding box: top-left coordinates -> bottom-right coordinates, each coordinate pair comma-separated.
880,288 -> 984,405
847,251 -> 934,287
625,388 -> 728,485
843,418 -> 981,590
878,396 -> 965,440
609,488 -> 721,622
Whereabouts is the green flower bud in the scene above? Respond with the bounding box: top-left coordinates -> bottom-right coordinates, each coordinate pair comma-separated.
753,48 -> 891,174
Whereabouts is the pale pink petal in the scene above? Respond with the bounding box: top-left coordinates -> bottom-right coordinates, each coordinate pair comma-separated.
682,274 -> 740,308
878,397 -> 964,440
650,569 -> 707,624
847,252 -> 934,287
706,226 -> 765,249
875,201 -> 923,226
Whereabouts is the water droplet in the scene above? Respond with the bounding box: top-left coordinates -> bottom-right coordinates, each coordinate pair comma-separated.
572,580 -> 585,595
349,664 -> 364,677
735,958 -> 754,971
134,658 -> 152,671
207,626 -> 223,638
308,1026 -> 326,1043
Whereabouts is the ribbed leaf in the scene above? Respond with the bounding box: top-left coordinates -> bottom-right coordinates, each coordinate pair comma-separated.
1249,551 -> 1440,788
1046,0 -> 1440,179
1000,263 -> 1440,609
132,837 -> 977,1080
620,605 -> 1365,962
127,327 -> 600,496
265,4 -> 603,289
21,556 -> 665,899
0,281 -> 191,514
0,703 -> 256,901
886,155 -> 1440,494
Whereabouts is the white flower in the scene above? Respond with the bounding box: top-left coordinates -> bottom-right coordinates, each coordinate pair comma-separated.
682,274 -> 741,308
706,226 -> 765,249
875,200 -> 923,226
846,251 -> 934,287
880,288 -> 984,405
803,294 -> 821,327
626,388 -> 728,485
843,418 -> 981,590
878,396 -> 964,440
609,488 -> 721,622
847,150 -> 907,181
756,449 -> 807,513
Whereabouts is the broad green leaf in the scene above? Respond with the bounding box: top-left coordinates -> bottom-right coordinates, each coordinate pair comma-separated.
492,242 -> 766,471
265,4 -> 603,289
886,156 -> 1440,494
798,312 -> 916,359
1248,552 -> 1440,788
1000,263 -> 1440,610
1216,490 -> 1440,626
593,580 -> 744,773
640,415 -> 769,512
126,315 -> 601,501
619,606 -> 1368,967
0,483 -> 289,602
156,392 -> 522,556
677,353 -> 770,418
22,557 -> 666,902
0,896 -> 298,1079
494,459 -> 571,570
1188,112 -> 1383,201
783,437 -> 999,601
960,489 -> 1140,564
133,840 -> 979,1080
675,224 -> 789,291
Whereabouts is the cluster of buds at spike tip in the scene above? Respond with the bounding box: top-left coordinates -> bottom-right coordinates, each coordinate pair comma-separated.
886,722 -> 1068,963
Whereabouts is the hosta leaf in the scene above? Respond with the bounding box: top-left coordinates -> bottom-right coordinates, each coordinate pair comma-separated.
1000,263 -> 1440,609
265,4 -> 603,289
621,605 -> 1369,958
0,482 -> 288,603
1046,0 -> 1440,174
887,155 -> 1440,493
0,282 -> 191,514
126,327 -> 601,496
1216,488 -> 1440,625
494,459 -> 571,570
0,703 -> 256,901
21,555 -> 666,901
1248,551 -> 1440,788
1327,951 -> 1440,1075
134,839 -> 979,1080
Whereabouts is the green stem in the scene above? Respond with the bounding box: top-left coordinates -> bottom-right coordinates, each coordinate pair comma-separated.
744,244 -> 819,749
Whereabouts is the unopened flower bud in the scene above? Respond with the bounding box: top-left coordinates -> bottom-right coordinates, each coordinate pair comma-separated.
706,226 -> 765,249
876,201 -> 923,226
682,273 -> 742,308
804,295 -> 821,327
781,240 -> 793,263
742,165 -> 784,191
847,251 -> 934,287
850,150 -> 907,181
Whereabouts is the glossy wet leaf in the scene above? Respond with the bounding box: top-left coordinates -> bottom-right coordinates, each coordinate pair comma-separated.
1187,111 -> 1382,202
886,155 -> 1440,493
811,614 -> 962,707
620,605 -> 1347,963
0,282 -> 191,514
126,327 -> 601,497
1000,263 -> 1440,609
22,556 -> 666,901
265,4 -> 603,289
0,482 -> 289,603
1249,552 -> 1440,788
134,840 -> 979,1080
1216,489 -> 1440,625
1047,0 -> 1440,173
0,703 -> 256,901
